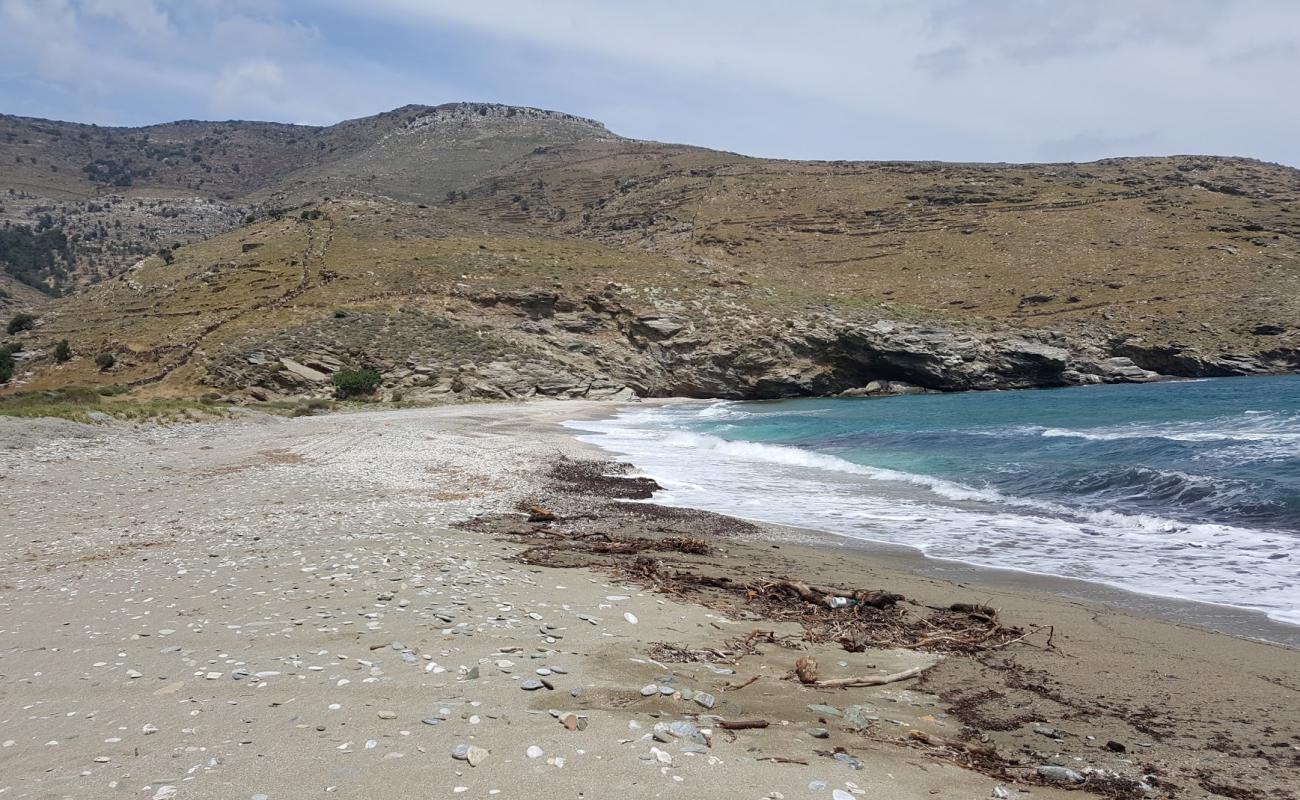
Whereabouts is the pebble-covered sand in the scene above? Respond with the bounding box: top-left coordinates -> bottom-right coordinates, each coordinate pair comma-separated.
0,404 -> 1057,800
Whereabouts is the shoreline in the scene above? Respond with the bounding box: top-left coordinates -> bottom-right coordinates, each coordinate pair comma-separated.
1,400 -> 1296,800
568,397 -> 1300,647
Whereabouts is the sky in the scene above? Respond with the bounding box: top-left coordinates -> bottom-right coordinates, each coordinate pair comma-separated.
1,0 -> 1297,166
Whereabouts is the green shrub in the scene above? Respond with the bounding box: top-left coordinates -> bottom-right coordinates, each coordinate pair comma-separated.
0,347 -> 13,383
53,339 -> 71,363
94,352 -> 115,371
7,312 -> 36,334
332,368 -> 381,399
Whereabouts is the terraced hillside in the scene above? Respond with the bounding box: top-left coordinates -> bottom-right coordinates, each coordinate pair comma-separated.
2,103 -> 1298,399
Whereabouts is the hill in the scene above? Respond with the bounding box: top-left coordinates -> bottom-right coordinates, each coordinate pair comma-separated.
1,103 -> 1297,400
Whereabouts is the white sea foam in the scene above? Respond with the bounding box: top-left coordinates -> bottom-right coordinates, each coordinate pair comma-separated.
567,403 -> 1300,626
1037,413 -> 1300,448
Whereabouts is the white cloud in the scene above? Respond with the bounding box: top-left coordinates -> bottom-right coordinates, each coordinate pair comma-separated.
210,59 -> 287,118
81,0 -> 171,36
346,0 -> 1300,163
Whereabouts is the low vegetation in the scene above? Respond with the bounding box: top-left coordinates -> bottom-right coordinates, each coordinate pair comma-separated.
0,386 -> 230,423
0,223 -> 70,294
332,368 -> 381,399
7,311 -> 36,334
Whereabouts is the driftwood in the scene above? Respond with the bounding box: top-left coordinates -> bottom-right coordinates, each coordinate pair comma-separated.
808,663 -> 933,688
717,718 -> 770,730
723,675 -> 762,692
795,655 -> 935,688
768,580 -> 902,609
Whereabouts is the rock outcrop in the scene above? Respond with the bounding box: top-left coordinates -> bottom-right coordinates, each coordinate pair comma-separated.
204,288 -> 1195,404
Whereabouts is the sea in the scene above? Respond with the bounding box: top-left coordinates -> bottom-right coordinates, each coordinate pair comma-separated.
567,376 -> 1300,628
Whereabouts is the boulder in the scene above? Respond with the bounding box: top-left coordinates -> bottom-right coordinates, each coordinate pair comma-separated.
279,357 -> 328,383
634,317 -> 687,339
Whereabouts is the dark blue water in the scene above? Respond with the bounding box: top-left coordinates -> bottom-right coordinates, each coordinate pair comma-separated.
570,377 -> 1300,625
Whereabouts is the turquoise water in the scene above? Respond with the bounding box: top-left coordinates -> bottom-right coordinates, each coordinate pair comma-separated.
569,377 -> 1300,625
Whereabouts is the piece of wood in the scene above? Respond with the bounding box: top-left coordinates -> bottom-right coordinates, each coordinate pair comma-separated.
810,663 -> 933,688
724,675 -> 762,692
717,718 -> 770,730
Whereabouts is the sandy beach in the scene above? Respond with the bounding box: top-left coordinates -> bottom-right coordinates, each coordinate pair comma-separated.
1,401 -> 1296,800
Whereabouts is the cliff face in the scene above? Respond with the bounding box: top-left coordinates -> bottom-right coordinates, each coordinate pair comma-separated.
2,105 -> 1298,398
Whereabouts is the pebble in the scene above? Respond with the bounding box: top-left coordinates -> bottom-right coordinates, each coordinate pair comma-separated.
809,727 -> 830,739
142,723 -> 159,735
833,752 -> 863,770
561,713 -> 586,731
833,791 -> 854,800
521,678 -> 545,691
639,684 -> 659,696
451,743 -> 489,766
992,786 -> 1021,799
377,710 -> 397,720
623,612 -> 638,624
694,692 -> 716,709
125,669 -> 143,679
842,704 -> 878,729
808,704 -> 842,718
526,745 -> 544,758
1037,765 -> 1084,784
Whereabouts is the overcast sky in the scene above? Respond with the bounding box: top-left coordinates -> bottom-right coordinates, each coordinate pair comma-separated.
1,0 -> 1297,165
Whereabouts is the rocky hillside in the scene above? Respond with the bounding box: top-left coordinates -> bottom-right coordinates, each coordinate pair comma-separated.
2,103 -> 1298,400
0,103 -> 616,300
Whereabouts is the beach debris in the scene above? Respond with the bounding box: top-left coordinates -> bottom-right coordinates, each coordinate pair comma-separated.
717,718 -> 769,730
794,655 -> 935,689
1037,765 -> 1085,784
526,506 -> 558,523
832,752 -> 863,770
841,705 -> 878,729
